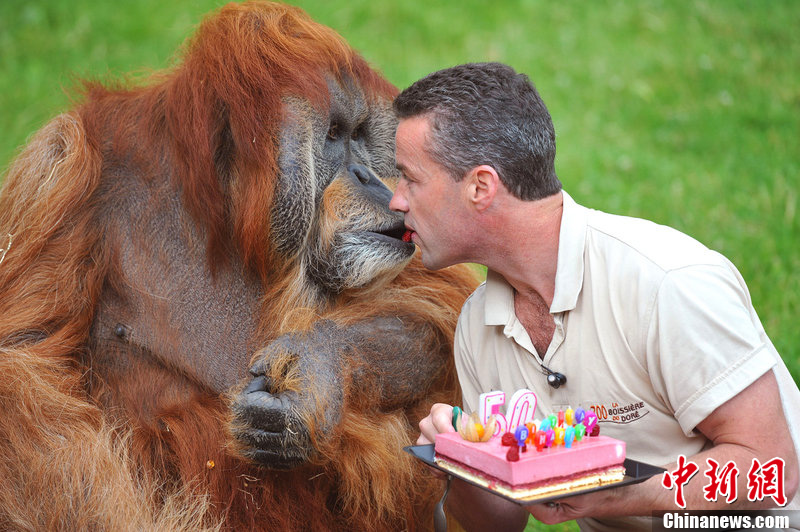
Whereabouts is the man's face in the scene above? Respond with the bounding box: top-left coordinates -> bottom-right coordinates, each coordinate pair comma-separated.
390,115 -> 466,270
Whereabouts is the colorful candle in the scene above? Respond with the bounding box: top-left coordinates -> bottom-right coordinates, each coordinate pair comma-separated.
479,391 -> 507,436
564,426 -> 576,448
525,421 -> 537,445
584,410 -> 598,434
515,425 -> 529,451
535,430 -> 547,451
506,389 -> 538,431
565,407 -> 575,426
545,428 -> 555,447
575,423 -> 586,441
451,406 -> 462,431
554,426 -> 565,446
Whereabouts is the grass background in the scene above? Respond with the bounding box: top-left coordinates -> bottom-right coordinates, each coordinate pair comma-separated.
1,1 -> 797,530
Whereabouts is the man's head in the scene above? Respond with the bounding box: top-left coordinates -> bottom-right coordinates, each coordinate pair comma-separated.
393,62 -> 561,200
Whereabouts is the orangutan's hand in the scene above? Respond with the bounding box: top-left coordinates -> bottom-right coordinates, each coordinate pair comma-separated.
231,320 -> 345,469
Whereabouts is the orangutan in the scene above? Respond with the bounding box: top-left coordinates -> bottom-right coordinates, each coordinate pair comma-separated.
0,2 -> 477,530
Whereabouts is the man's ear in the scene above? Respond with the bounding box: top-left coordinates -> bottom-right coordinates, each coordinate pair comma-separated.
466,165 -> 500,212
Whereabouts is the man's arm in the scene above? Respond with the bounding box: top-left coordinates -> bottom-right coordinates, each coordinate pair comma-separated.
527,370 -> 799,524
418,403 -> 530,532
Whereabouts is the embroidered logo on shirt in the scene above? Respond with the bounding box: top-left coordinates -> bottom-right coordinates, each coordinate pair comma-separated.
588,400 -> 650,424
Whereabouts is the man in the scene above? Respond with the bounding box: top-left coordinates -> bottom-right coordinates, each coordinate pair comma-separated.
389,62 -> 800,531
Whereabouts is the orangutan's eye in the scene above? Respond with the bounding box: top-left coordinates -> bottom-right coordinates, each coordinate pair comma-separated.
327,122 -> 340,141
351,123 -> 364,141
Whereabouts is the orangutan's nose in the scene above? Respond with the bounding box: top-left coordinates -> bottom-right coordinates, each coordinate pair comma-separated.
349,164 -> 392,203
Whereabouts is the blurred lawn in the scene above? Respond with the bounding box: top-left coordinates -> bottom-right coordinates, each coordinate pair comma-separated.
1,2 -> 798,530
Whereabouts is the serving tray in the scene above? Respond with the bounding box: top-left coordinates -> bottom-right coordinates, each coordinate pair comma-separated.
404,443 -> 665,505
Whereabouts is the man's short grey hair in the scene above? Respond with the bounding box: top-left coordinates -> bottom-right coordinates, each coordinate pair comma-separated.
394,62 -> 561,201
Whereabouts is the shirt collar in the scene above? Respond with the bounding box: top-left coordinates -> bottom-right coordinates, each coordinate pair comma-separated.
484,269 -> 514,326
551,190 -> 587,313
483,190 -> 587,325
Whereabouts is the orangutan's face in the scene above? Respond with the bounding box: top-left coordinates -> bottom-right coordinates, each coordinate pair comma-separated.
271,78 -> 414,295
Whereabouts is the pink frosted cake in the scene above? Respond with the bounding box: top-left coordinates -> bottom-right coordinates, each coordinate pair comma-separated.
433,389 -> 626,500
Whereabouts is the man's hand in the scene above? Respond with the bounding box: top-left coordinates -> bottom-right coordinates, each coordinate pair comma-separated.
526,481 -> 633,525
528,493 -> 602,525
417,402 -> 457,444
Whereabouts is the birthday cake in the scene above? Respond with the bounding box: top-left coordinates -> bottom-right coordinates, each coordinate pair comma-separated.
433,389 -> 626,501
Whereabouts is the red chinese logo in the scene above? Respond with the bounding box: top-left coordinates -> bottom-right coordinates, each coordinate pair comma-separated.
662,455 -> 699,508
703,458 -> 739,503
663,456 -> 787,508
747,457 -> 787,507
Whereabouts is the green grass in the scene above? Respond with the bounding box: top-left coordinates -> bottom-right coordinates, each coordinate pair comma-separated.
1,2 -> 798,531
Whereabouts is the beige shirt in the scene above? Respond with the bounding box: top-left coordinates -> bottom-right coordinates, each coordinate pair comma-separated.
455,191 -> 800,531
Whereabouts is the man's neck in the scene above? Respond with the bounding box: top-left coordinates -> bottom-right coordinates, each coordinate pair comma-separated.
480,191 -> 563,308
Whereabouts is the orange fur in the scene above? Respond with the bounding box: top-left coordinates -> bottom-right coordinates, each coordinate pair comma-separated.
0,2 -> 479,530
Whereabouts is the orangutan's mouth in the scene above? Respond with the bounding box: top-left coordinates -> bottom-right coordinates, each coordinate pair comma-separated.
364,222 -> 414,248
374,222 -> 407,240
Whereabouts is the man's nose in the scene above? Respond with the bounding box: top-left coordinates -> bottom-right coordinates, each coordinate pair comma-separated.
389,183 -> 408,213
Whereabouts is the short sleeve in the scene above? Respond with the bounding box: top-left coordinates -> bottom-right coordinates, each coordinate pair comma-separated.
645,262 -> 776,435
